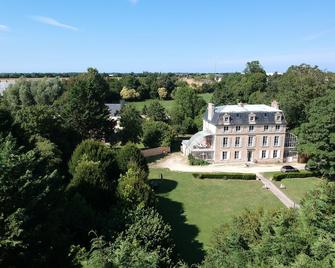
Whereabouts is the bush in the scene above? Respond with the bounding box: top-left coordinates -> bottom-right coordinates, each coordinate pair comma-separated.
188,154 -> 209,166
142,121 -> 176,148
192,172 -> 256,180
116,143 -> 148,175
272,170 -> 316,181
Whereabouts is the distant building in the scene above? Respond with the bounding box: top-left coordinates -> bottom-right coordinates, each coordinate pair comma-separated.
105,100 -> 125,130
181,101 -> 298,163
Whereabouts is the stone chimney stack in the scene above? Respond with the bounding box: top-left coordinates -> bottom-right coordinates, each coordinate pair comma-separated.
271,100 -> 279,109
207,103 -> 214,121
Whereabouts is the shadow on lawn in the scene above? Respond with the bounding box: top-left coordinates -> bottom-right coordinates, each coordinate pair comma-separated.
152,178 -> 205,265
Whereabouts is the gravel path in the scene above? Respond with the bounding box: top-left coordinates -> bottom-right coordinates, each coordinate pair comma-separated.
256,173 -> 300,209
151,152 -> 305,174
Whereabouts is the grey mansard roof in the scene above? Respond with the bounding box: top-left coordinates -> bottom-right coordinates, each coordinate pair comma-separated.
204,104 -> 286,125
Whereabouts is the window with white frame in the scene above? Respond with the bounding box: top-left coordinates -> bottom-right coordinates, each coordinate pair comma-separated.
248,136 -> 254,147
264,125 -> 269,131
275,125 -> 280,131
234,151 -> 240,159
222,137 -> 229,147
262,136 -> 268,146
235,137 -> 241,147
274,136 -> 280,146
223,126 -> 229,132
222,151 -> 228,160
261,150 -> 267,159
273,150 -> 278,158
249,125 -> 254,132
236,125 -> 241,132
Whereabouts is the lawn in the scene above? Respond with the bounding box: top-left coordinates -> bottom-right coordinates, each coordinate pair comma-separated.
149,168 -> 283,264
128,93 -> 213,113
273,177 -> 321,204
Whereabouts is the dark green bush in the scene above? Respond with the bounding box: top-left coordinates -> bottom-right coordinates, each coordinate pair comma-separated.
272,170 -> 315,181
188,154 -> 209,166
192,172 -> 256,180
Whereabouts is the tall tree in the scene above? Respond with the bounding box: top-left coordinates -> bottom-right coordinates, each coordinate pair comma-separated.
62,68 -> 113,140
119,105 -> 143,144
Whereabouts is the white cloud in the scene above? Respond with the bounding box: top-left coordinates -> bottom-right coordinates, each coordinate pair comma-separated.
31,16 -> 78,31
0,25 -> 10,32
304,28 -> 334,41
129,0 -> 139,4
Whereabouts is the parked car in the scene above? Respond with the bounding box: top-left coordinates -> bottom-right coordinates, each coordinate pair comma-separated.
280,165 -> 298,173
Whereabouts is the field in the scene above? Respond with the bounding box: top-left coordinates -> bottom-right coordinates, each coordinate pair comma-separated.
149,168 -> 283,264
128,93 -> 213,112
273,177 -> 321,204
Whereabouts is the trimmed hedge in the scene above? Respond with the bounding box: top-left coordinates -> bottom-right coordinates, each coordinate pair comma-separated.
192,172 -> 256,180
272,171 -> 315,181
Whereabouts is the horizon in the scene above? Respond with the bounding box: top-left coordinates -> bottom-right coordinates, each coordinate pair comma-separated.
1,0 -> 335,73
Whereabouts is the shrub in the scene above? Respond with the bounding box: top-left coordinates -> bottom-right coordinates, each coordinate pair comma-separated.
116,143 -> 148,175
142,121 -> 176,148
192,172 -> 256,180
272,170 -> 316,181
188,154 -> 209,166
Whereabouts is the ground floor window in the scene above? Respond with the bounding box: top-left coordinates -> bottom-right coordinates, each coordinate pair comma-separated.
234,151 -> 240,159
222,151 -> 228,160
273,150 -> 278,158
261,150 -> 267,159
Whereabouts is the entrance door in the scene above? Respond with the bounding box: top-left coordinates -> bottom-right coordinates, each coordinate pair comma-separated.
247,151 -> 253,162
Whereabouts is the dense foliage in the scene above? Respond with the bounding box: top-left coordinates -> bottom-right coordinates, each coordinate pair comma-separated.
201,182 -> 335,268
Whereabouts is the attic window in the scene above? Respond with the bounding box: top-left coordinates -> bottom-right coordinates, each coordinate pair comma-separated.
276,115 -> 281,121
236,113 -> 240,117
264,113 -> 268,117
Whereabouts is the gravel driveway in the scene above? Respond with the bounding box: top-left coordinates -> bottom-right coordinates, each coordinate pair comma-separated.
150,152 -> 305,173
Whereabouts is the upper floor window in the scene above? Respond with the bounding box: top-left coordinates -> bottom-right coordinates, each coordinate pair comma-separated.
264,125 -> 269,131
236,126 -> 241,132
262,136 -> 268,146
235,137 -> 241,147
248,136 -> 254,147
222,137 -> 229,147
274,136 -> 280,146
223,126 -> 229,132
275,125 -> 280,131
249,125 -> 254,132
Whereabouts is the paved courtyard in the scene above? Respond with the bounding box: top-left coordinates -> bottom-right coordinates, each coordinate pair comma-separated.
151,152 -> 305,173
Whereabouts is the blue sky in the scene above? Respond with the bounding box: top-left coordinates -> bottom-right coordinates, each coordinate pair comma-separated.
1,0 -> 335,73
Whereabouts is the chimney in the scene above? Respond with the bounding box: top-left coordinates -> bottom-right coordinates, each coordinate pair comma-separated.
271,100 -> 279,109
207,103 -> 214,121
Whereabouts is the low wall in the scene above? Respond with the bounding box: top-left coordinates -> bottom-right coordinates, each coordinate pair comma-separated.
141,146 -> 170,158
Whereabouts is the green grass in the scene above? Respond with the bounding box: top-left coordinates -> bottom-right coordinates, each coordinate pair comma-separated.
149,168 -> 283,264
128,93 -> 213,113
273,177 -> 321,204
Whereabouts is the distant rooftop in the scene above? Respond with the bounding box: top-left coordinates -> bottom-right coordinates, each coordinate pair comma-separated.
215,104 -> 282,113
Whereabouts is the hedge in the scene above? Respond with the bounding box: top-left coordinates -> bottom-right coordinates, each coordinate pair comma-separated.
192,172 -> 256,180
272,171 -> 316,181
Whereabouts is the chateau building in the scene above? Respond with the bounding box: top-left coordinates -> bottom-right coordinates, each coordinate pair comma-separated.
181,101 -> 297,163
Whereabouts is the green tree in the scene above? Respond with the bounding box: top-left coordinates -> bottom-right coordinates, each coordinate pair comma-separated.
171,86 -> 206,134
297,90 -> 335,179
142,120 -> 175,148
116,143 -> 148,175
0,135 -> 70,267
117,167 -> 155,209
145,100 -> 168,122
62,68 -> 113,140
119,105 -> 143,144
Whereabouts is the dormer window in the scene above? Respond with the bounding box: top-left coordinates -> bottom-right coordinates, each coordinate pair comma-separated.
222,113 -> 230,124
275,112 -> 282,123
264,113 -> 268,117
249,112 -> 256,123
